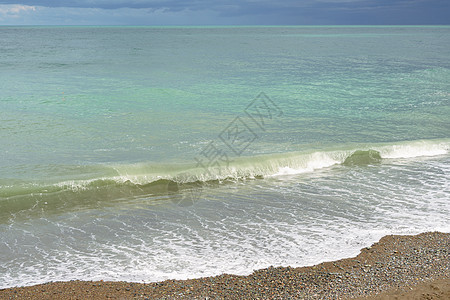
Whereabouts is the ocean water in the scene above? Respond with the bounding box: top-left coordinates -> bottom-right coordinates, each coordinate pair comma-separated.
0,26 -> 449,288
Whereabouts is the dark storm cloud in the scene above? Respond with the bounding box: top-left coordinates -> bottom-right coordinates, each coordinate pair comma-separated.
0,0 -> 441,11
0,0 -> 449,24
0,0 -> 225,10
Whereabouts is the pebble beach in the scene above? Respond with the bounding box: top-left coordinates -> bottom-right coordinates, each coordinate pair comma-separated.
1,231 -> 448,299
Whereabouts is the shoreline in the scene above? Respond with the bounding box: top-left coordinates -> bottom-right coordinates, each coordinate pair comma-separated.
1,231 -> 449,299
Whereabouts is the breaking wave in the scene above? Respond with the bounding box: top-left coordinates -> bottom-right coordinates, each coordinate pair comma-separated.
1,138 -> 448,220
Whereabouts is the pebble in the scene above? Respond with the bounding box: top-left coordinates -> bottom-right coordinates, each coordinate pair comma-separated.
0,232 -> 449,300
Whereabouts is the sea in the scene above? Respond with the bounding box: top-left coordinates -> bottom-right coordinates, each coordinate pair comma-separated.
0,26 -> 449,289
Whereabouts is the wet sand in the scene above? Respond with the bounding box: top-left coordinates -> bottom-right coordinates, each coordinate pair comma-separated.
1,231 -> 448,299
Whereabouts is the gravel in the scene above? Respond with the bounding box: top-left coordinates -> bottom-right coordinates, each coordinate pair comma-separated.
1,231 -> 449,299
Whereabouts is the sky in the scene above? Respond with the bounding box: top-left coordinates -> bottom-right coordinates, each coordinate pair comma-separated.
0,0 -> 449,26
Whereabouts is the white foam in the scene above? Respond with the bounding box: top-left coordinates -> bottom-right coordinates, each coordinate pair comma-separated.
378,141 -> 449,159
272,152 -> 339,177
306,152 -> 341,170
2,151 -> 450,290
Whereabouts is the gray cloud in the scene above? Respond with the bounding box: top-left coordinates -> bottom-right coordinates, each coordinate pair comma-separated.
0,0 -> 227,10
0,0 -> 426,10
0,0 -> 449,24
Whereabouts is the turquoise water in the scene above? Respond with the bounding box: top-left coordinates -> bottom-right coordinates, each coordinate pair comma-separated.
1,26 -> 449,288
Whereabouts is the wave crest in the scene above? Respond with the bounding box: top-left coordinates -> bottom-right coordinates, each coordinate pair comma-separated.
0,139 -> 448,221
